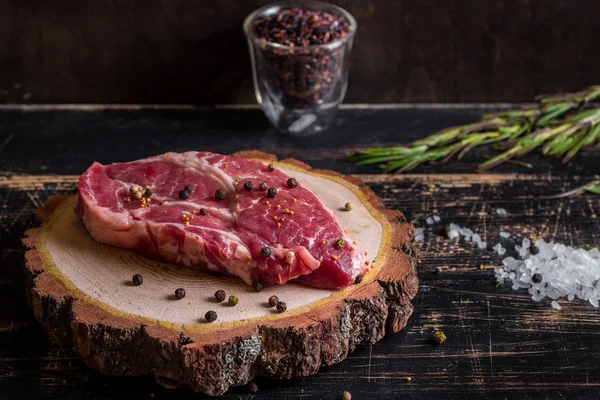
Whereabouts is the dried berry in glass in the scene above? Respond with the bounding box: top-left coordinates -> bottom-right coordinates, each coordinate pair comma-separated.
244,1 -> 357,135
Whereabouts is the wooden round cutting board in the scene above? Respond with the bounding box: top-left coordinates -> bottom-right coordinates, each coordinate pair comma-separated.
22,151 -> 418,396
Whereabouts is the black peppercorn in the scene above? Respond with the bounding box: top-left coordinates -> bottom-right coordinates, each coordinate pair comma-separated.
261,247 -> 272,257
248,382 -> 259,394
287,178 -> 298,188
175,288 -> 186,299
354,275 -> 363,284
334,238 -> 345,249
132,274 -> 143,286
259,182 -> 268,191
215,189 -> 226,200
276,301 -> 287,312
253,282 -> 264,292
530,245 -> 540,255
244,181 -> 253,191
214,290 -> 226,302
178,190 -> 189,200
268,164 -> 275,171
268,295 -> 279,307
532,273 -> 543,284
199,208 -> 208,215
267,187 -> 277,198
205,310 -> 217,322
143,188 -> 152,197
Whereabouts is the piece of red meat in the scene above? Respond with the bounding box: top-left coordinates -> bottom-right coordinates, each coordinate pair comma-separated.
76,151 -> 368,289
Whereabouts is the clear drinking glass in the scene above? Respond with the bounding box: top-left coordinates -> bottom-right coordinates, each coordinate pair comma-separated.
243,1 -> 357,136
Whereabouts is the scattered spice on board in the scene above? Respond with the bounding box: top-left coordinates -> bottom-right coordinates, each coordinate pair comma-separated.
341,391 -> 352,400
432,330 -> 447,345
354,275 -> 363,284
132,274 -> 143,286
174,288 -> 186,300
276,301 -> 287,312
214,290 -> 226,302
228,295 -> 239,306
344,202 -> 354,211
405,377 -> 412,382
205,310 -> 217,322
268,295 -> 279,307
253,282 -> 264,292
434,267 -> 443,274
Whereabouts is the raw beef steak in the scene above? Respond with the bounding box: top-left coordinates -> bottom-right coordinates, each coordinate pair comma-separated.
76,152 -> 368,289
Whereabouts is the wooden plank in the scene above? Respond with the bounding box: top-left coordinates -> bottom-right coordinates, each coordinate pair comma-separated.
1,171 -> 600,398
0,0 -> 599,104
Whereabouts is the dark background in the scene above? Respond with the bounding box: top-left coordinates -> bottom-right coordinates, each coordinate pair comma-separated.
1,0 -> 599,105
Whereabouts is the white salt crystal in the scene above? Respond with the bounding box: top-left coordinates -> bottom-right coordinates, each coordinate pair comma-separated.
498,247 -> 506,256
478,241 -> 487,249
448,230 -> 460,239
472,234 -> 481,243
495,239 -> 600,310
500,231 -> 510,238
433,215 -> 441,222
551,301 -> 561,310
496,208 -> 507,216
426,217 -> 434,225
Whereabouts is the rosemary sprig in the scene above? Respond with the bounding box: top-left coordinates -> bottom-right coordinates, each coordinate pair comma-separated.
348,86 -> 600,172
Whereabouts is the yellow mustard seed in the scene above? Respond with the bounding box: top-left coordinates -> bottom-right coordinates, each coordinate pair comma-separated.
331,255 -> 338,260
293,198 -> 297,202
277,222 -> 281,228
276,204 -> 281,209
272,216 -> 278,220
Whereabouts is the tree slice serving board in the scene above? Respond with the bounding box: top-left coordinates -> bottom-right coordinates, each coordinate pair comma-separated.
22,151 -> 418,396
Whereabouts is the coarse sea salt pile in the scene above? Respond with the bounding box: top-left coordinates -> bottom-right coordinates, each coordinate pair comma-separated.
495,239 -> 600,309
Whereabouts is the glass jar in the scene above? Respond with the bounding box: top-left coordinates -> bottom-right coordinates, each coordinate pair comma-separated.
243,1 -> 357,136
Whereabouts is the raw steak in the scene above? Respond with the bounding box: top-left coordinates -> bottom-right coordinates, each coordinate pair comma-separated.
76,152 -> 369,289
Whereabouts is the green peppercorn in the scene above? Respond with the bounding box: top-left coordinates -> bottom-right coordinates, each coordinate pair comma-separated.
178,190 -> 189,200
334,238 -> 345,249
228,295 -> 238,306
276,301 -> 287,312
174,288 -> 186,299
261,247 -> 272,257
287,178 -> 298,188
432,330 -> 447,344
215,189 -> 226,200
267,164 -> 275,171
214,290 -> 226,302
354,275 -> 363,285
243,181 -> 253,191
267,187 -> 277,198
253,282 -> 264,292
199,208 -> 208,215
132,273 -> 143,286
205,310 -> 217,322
268,295 -> 279,307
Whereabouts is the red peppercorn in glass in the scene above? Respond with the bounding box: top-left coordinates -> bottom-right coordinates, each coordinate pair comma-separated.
243,1 -> 357,135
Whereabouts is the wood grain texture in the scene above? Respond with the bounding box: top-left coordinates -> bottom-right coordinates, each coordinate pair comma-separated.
1,107 -> 599,399
20,153 -> 417,396
1,0 -> 599,104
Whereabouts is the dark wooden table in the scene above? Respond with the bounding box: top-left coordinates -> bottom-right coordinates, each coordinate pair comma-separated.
1,105 -> 599,399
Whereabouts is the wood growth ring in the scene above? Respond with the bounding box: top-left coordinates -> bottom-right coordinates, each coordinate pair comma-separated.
23,151 -> 418,395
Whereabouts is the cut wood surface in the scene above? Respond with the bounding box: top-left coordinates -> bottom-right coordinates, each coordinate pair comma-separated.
21,152 -> 417,396
1,107 -> 599,399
